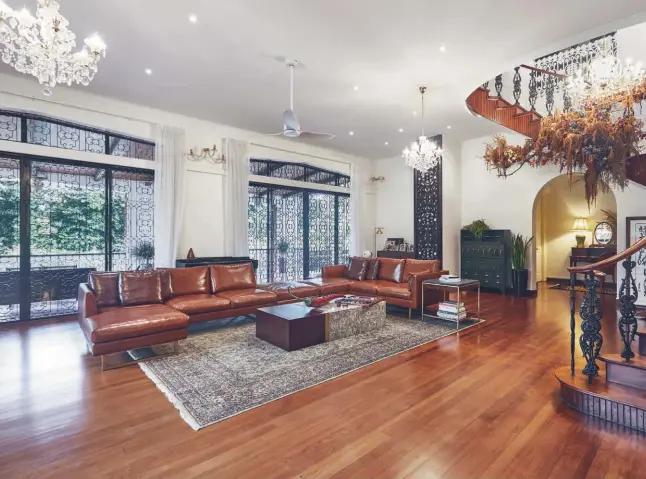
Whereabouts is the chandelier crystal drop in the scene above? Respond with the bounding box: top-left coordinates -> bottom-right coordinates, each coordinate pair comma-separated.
402,86 -> 443,173
566,43 -> 645,110
0,0 -> 106,96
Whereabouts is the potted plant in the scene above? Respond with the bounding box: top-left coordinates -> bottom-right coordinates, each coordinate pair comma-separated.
511,233 -> 533,296
134,241 -> 155,270
277,240 -> 289,275
462,219 -> 491,240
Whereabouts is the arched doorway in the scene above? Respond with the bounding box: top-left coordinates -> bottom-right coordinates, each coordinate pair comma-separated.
532,173 -> 618,292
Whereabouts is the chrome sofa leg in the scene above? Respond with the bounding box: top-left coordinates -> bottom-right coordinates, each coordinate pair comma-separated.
408,308 -> 412,319
101,340 -> 179,371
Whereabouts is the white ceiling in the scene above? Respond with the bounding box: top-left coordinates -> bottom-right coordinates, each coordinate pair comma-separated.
3,0 -> 646,159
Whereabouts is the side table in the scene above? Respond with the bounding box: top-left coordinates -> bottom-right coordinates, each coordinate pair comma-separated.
421,279 -> 480,329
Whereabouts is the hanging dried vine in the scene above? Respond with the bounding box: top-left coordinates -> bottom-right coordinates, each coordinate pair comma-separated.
483,78 -> 646,206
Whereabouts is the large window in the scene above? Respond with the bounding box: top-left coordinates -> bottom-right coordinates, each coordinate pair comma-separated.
248,160 -> 351,283
0,154 -> 154,322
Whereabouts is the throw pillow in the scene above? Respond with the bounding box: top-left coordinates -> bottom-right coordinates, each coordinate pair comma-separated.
346,257 -> 368,281
365,259 -> 380,280
88,272 -> 120,307
119,271 -> 164,307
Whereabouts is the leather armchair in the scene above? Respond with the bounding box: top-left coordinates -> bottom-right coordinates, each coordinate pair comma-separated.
409,270 -> 449,309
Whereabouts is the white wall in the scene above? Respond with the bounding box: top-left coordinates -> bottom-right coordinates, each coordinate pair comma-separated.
373,137 -> 461,273
0,73 -> 375,261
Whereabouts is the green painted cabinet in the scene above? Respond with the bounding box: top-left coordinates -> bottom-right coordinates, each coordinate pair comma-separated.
460,229 -> 511,294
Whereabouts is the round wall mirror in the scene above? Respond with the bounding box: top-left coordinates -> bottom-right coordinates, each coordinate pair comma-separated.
594,222 -> 614,245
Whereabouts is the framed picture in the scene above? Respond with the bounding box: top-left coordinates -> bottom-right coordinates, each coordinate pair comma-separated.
626,216 -> 646,306
384,240 -> 395,251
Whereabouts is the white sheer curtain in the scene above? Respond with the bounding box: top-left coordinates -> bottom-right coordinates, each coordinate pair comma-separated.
223,138 -> 250,256
153,124 -> 186,267
350,162 -> 367,257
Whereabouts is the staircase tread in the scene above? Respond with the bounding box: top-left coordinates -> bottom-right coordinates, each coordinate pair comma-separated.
600,353 -> 646,369
555,366 -> 646,409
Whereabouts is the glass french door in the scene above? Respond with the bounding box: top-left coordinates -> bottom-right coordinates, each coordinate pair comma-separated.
0,153 -> 154,322
248,182 -> 350,282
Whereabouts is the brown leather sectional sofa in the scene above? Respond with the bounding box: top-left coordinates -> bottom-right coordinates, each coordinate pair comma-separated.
78,258 -> 445,366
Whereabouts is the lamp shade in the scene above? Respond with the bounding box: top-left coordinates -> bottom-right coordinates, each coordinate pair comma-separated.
572,217 -> 590,232
375,227 -> 384,234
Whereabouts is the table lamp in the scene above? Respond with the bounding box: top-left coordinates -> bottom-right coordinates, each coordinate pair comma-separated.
572,217 -> 589,247
374,227 -> 384,254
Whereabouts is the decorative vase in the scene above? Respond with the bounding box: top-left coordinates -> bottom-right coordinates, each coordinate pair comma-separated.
575,235 -> 586,248
511,269 -> 529,297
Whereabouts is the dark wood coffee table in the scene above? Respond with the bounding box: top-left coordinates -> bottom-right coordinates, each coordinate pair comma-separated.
255,303 -> 326,351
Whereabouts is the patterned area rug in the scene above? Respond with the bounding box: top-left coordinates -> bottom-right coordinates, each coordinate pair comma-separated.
549,282 -> 616,295
140,315 -> 480,430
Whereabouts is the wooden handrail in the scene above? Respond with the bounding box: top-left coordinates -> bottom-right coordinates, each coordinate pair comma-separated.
568,236 -> 646,273
519,64 -> 568,79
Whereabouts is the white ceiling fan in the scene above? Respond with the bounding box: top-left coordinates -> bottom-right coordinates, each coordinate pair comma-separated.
267,60 -> 335,140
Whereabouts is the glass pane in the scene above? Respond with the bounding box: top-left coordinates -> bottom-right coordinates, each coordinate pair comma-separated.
30,161 -> 106,319
111,169 -> 155,271
270,188 -> 303,282
248,185 -> 270,283
0,157 -> 20,322
308,192 -> 335,278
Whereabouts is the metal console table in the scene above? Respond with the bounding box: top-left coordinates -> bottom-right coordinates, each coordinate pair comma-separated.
421,278 -> 481,329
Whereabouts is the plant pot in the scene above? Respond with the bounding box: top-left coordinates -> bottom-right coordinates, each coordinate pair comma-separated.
278,256 -> 286,274
512,269 -> 529,297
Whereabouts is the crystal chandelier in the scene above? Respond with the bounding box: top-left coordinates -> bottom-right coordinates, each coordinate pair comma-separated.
402,86 -> 443,173
0,0 -> 106,96
566,46 -> 645,109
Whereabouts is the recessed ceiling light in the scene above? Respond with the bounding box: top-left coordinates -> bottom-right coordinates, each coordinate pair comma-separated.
439,45 -> 446,53
349,131 -> 354,136
144,68 -> 152,75
412,111 -> 417,116
353,85 -> 359,91
384,141 -> 389,146
447,125 -> 452,129
189,14 -> 198,23
398,128 -> 404,133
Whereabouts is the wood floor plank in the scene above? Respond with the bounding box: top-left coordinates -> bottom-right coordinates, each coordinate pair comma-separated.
1,287 -> 646,479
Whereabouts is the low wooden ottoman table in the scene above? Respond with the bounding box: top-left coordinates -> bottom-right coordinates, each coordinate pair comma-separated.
255,298 -> 386,352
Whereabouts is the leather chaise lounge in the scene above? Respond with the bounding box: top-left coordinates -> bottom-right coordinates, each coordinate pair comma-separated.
78,258 -> 445,369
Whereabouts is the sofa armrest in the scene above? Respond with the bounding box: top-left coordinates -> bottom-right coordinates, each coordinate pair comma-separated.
78,283 -> 98,323
409,269 -> 449,308
322,265 -> 347,279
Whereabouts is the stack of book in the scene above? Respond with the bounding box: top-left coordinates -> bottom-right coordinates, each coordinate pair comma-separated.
437,301 -> 467,321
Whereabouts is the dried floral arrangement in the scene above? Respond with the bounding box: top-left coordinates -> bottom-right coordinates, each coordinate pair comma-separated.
483,78 -> 646,206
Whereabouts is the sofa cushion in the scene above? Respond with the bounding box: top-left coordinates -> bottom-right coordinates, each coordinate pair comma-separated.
165,294 -> 231,315
257,282 -> 320,301
365,258 -> 380,280
81,304 -> 189,344
347,257 -> 368,281
156,268 -> 173,299
304,277 -> 352,295
89,272 -> 120,307
119,271 -> 164,307
376,284 -> 412,300
215,288 -> 278,308
210,263 -> 256,293
402,259 -> 440,281
169,267 -> 210,296
377,258 -> 405,283
349,280 -> 379,294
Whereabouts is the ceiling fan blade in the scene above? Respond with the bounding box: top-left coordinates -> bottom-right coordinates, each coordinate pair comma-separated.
282,109 -> 299,131
299,131 -> 336,140
265,131 -> 286,136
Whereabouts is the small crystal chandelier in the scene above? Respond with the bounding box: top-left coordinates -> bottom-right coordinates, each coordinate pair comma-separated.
0,0 -> 107,96
566,44 -> 645,109
402,86 -> 443,173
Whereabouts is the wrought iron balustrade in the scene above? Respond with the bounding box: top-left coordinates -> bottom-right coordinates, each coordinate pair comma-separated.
567,236 -> 646,383
0,110 -> 154,160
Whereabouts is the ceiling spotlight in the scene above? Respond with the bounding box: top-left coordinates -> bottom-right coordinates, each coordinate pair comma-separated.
353,85 -> 359,91
144,68 -> 152,75
349,131 -> 354,136
447,125 -> 452,129
189,14 -> 198,23
412,111 -> 417,116
384,141 -> 389,146
398,128 -> 404,133
439,45 -> 446,53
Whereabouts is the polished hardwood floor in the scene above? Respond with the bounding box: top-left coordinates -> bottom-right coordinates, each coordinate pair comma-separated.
1,286 -> 645,479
